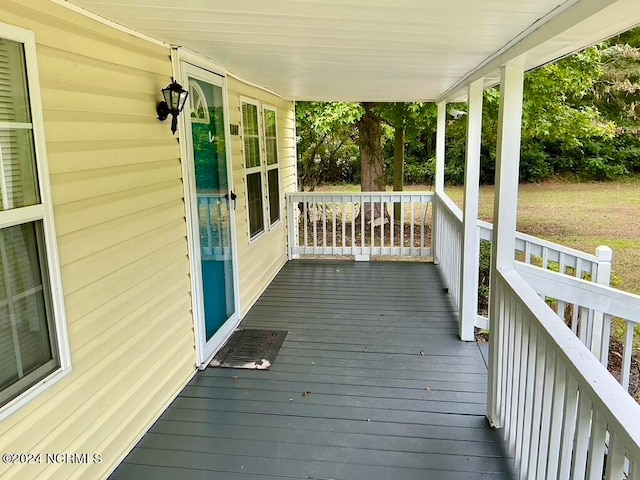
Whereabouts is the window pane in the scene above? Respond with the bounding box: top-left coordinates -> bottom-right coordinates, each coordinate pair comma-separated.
264,110 -> 278,166
0,304 -> 17,390
268,169 -> 280,225
242,103 -> 261,169
265,138 -> 278,166
0,129 -> 40,210
0,38 -> 32,123
0,222 -> 58,407
241,103 -> 258,136
243,136 -> 260,169
264,110 -> 276,137
247,173 -> 264,238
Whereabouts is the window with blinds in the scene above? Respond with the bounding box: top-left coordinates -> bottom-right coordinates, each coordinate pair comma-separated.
241,101 -> 265,238
263,107 -> 280,225
241,99 -> 281,240
0,35 -> 61,410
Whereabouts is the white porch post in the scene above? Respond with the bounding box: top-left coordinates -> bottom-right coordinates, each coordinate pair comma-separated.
432,102 -> 446,264
459,79 -> 484,341
487,63 -> 525,427
435,102 -> 446,194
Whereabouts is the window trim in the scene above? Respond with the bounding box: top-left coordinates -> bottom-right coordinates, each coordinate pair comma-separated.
240,97 -> 283,243
0,22 -> 72,422
262,104 -> 281,228
240,97 -> 267,242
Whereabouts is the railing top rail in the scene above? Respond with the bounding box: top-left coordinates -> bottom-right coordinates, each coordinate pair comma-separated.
286,191 -> 435,198
478,219 -> 599,264
515,261 -> 640,325
500,267 -> 640,456
434,191 -> 463,223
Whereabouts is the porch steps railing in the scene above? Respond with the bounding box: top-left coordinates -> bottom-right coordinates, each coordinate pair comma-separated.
436,191 -> 638,396
491,269 -> 640,479
435,192 -> 608,327
476,219 -> 609,330
517,262 -> 640,393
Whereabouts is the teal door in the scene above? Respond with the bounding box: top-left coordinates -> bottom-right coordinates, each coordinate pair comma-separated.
185,66 -> 238,364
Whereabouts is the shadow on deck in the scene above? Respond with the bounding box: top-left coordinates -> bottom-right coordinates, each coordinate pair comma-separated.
110,260 -> 514,479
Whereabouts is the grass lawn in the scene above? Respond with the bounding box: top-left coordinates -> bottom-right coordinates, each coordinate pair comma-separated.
317,179 -> 640,294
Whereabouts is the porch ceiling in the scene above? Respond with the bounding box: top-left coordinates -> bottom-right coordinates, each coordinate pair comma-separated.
67,0 -> 640,102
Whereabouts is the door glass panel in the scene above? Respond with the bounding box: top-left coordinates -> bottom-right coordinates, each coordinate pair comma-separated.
189,77 -> 235,341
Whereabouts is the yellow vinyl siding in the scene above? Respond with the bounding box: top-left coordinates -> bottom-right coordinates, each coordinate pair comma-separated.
227,78 -> 296,315
0,1 -> 195,479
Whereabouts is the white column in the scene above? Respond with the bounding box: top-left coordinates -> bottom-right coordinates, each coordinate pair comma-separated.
432,102 -> 446,265
487,62 -> 525,427
435,102 -> 446,194
459,79 -> 484,341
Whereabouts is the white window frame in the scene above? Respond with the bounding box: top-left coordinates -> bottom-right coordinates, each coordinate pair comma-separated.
240,97 -> 267,242
240,98 -> 283,242
262,105 -> 281,228
0,23 -> 71,422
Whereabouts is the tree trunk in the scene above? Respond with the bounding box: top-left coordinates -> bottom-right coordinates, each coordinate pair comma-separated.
358,102 -> 385,223
393,103 -> 405,219
359,102 -> 385,191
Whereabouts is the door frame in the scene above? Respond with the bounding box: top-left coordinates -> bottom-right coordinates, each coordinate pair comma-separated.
174,51 -> 242,369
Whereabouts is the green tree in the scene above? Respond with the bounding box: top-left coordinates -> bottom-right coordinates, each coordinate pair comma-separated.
594,27 -> 640,131
295,102 -> 361,190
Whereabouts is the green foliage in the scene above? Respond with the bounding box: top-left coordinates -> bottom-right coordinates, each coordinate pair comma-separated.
296,102 -> 361,189
405,159 -> 435,185
477,240 -> 492,315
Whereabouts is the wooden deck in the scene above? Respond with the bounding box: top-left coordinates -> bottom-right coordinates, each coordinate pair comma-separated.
110,260 -> 514,479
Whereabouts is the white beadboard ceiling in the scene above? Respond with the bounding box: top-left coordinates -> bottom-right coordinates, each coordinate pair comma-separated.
67,0 -> 640,101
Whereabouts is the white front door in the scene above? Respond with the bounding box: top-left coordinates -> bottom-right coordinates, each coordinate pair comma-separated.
182,63 -> 241,368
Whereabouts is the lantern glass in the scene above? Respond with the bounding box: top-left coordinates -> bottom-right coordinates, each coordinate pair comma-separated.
161,82 -> 188,112
164,88 -> 178,110
177,90 -> 189,112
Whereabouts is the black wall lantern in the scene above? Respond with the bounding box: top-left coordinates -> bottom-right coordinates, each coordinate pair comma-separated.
157,80 -> 189,135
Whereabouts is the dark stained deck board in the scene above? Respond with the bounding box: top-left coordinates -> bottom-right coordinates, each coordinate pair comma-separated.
110,260 -> 514,479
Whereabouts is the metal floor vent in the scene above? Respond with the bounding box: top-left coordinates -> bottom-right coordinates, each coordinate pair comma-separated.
209,329 -> 287,370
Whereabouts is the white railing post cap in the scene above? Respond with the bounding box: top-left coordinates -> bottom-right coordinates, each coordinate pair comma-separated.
596,245 -> 613,262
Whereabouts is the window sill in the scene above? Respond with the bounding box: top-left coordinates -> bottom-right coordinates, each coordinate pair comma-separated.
0,365 -> 72,422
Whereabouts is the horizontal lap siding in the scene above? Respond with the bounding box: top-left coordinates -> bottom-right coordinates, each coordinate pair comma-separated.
227,78 -> 296,316
0,1 -> 196,480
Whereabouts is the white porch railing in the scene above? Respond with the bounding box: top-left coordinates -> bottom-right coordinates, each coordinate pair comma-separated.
517,262 -> 640,394
287,192 -> 433,260
433,191 -> 463,312
491,268 -> 640,479
433,192 -> 612,330
475,219 -> 611,330
478,220 -> 601,278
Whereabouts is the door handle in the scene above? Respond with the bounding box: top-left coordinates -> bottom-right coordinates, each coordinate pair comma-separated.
225,191 -> 237,210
